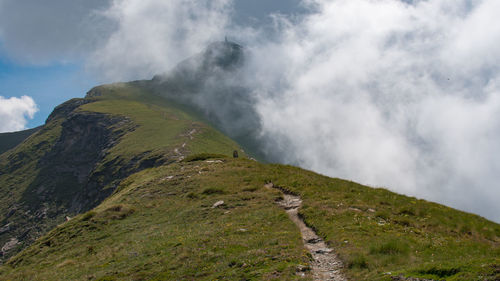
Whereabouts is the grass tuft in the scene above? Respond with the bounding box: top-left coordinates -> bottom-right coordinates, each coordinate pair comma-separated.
201,187 -> 225,195
370,239 -> 409,256
81,211 -> 96,221
348,254 -> 369,269
375,210 -> 391,221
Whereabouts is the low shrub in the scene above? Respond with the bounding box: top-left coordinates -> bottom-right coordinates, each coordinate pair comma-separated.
417,267 -> 461,278
201,188 -> 225,195
82,211 -> 96,221
183,153 -> 226,162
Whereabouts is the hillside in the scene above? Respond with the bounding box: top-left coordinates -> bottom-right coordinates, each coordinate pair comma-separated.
0,83 -> 242,263
0,127 -> 41,155
1,156 -> 499,280
0,42 -> 499,280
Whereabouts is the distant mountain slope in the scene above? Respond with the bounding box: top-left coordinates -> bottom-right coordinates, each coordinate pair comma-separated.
0,84 -> 242,263
0,126 -> 42,155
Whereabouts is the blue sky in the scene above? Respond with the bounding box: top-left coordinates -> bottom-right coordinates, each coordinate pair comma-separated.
0,56 -> 96,128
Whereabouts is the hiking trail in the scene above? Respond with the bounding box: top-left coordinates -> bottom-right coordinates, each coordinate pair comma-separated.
265,183 -> 347,281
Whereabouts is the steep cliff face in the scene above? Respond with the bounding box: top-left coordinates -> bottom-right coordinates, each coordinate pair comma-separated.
22,104 -> 134,213
0,99 -> 135,261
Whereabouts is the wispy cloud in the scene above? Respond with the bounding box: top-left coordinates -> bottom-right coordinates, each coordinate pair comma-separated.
87,0 -> 232,82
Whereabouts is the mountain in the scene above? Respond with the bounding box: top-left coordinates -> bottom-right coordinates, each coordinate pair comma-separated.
0,42 -> 499,281
0,127 -> 42,155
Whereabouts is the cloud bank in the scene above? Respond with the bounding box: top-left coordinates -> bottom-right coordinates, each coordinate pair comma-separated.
0,96 -> 38,132
245,0 -> 500,222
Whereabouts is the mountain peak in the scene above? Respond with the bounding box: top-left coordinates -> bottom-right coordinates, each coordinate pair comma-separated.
201,40 -> 244,70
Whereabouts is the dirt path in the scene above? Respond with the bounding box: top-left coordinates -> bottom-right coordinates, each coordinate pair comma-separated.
173,128 -> 198,161
266,183 -> 347,281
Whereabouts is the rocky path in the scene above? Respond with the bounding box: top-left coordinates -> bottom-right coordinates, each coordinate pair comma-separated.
173,128 -> 198,161
266,183 -> 347,281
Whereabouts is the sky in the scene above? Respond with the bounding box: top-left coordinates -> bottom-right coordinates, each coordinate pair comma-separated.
1,0 -> 500,223
0,0 -> 304,129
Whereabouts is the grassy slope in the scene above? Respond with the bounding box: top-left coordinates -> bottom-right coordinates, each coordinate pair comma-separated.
0,127 -> 41,155
1,158 -> 499,280
268,165 -> 500,280
0,159 -> 310,281
83,82 -> 244,162
0,119 -> 64,223
0,83 -> 243,261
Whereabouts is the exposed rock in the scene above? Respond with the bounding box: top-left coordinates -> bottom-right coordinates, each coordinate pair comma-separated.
0,98 -> 171,262
0,223 -> 11,234
391,275 -> 438,281
205,160 -> 223,163
1,238 -> 19,255
273,183 -> 346,281
212,200 -> 225,208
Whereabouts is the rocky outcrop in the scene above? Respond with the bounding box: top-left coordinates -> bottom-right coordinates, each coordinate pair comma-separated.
0,98 -> 163,263
26,107 -> 134,213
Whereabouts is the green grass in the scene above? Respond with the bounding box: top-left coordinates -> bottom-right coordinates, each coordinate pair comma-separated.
266,164 -> 500,280
0,160 -> 310,280
81,84 -> 244,163
1,159 -> 498,280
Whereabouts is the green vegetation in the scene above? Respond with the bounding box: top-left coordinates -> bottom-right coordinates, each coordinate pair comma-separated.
0,126 -> 41,155
1,158 -> 498,280
267,164 -> 500,280
83,83 -> 243,161
1,161 -> 310,280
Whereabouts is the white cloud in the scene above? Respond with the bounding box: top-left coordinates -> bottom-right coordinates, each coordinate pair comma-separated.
87,0 -> 232,82
0,96 -> 38,132
246,0 -> 500,222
